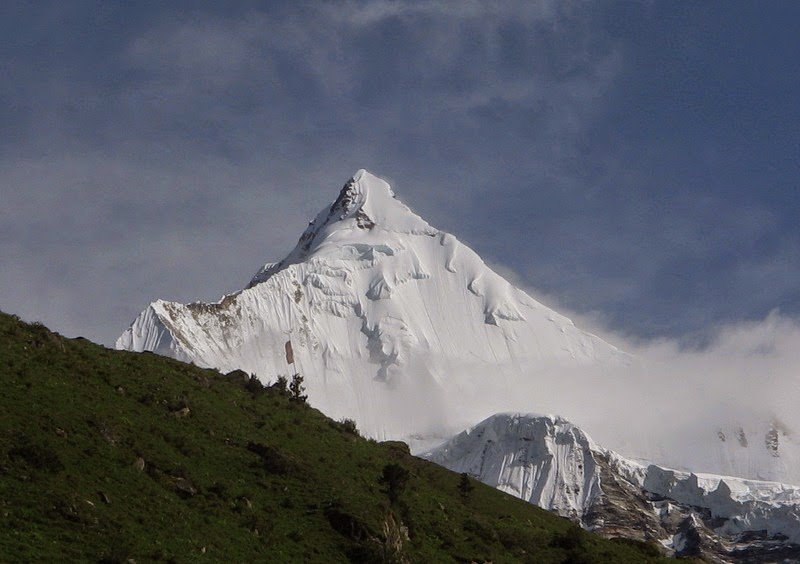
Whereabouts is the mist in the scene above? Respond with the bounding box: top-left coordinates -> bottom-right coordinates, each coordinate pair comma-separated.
401,307 -> 800,483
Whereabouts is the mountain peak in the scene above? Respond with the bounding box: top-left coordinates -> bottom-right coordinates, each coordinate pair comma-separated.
332,169 -> 432,234
327,169 -> 393,229
247,170 -> 435,287
351,168 -> 383,188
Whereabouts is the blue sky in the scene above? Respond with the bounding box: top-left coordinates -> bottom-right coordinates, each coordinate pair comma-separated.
1,1 -> 799,345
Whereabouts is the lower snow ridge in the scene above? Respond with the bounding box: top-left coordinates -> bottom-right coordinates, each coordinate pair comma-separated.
424,413 -> 800,562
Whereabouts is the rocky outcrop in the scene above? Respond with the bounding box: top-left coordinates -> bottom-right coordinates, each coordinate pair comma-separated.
424,413 -> 800,562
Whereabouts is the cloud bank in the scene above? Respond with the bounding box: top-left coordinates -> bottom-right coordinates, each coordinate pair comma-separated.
424,284 -> 800,481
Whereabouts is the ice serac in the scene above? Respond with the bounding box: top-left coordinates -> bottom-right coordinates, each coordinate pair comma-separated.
425,413 -> 800,561
421,413 -> 603,519
118,170 -> 625,444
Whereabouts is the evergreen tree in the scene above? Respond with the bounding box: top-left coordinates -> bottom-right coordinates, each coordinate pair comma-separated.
379,463 -> 409,504
458,472 -> 474,499
289,373 -> 307,403
273,375 -> 288,394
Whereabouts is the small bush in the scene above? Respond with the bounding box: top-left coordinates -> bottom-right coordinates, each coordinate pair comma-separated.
553,526 -> 587,551
225,369 -> 248,383
458,472 -> 474,499
552,526 -> 594,563
271,375 -> 289,394
379,463 -> 409,504
208,481 -> 230,500
246,441 -> 295,475
325,503 -> 371,541
8,439 -> 63,473
341,418 -> 358,435
289,373 -> 307,403
244,374 -> 265,397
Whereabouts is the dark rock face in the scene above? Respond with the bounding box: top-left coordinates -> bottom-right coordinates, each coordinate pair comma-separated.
766,427 -> 780,457
584,453 -> 665,543
584,454 -> 800,562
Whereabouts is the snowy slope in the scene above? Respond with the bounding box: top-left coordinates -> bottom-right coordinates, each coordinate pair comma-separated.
117,169 -> 799,485
422,413 -> 605,519
118,170 -> 625,442
425,413 -> 800,560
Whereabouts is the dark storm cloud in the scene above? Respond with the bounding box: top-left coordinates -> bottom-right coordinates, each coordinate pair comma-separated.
1,1 -> 799,346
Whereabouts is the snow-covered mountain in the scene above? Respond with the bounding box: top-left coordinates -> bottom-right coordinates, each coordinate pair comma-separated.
118,170 -> 626,441
117,169 -> 799,485
425,413 -> 800,561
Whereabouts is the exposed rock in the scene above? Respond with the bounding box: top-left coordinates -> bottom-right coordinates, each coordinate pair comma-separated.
766,426 -> 780,457
172,406 -> 191,418
173,477 -> 197,498
584,452 -> 665,543
737,427 -> 748,448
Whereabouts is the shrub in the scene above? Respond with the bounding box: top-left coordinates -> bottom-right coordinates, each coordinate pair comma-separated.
289,373 -> 307,403
8,438 -> 63,473
246,442 -> 295,475
458,472 -> 474,499
272,375 -> 288,394
379,463 -> 409,504
340,419 -> 359,436
244,374 -> 265,397
325,503 -> 371,541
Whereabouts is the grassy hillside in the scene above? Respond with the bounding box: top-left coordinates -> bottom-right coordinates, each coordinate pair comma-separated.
0,312 -> 669,563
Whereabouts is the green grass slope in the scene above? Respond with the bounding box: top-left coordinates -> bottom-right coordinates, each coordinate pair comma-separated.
0,312 -> 669,563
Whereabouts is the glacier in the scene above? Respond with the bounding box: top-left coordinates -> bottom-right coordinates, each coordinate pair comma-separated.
118,169 -> 800,486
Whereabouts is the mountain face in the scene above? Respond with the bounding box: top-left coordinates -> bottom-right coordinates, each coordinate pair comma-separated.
424,414 -> 800,562
118,169 -> 797,485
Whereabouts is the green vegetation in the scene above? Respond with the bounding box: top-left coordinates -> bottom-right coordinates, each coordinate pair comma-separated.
0,312 -> 670,562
